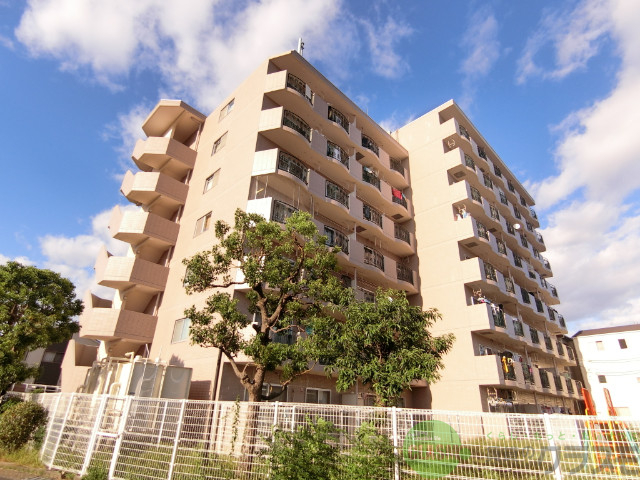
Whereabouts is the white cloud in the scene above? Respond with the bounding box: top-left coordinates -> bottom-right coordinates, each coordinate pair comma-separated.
516,0 -> 612,84
379,111 -> 417,134
102,103 -> 151,177
458,8 -> 500,110
531,0 -> 640,332
0,254 -> 35,266
39,205 -> 135,297
0,33 -> 14,50
361,17 -> 412,79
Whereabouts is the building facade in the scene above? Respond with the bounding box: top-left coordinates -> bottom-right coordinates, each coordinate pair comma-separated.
573,324 -> 640,417
62,50 -> 579,412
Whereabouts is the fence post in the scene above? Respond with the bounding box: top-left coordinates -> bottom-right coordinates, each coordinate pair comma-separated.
290,405 -> 296,432
273,401 -> 280,427
40,392 -> 62,459
49,393 -> 76,469
166,399 -> 187,480
542,413 -> 563,480
108,396 -> 133,480
81,394 -> 110,476
391,406 -> 400,480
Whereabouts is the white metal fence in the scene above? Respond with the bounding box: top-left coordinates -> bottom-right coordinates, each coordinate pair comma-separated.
21,393 -> 640,479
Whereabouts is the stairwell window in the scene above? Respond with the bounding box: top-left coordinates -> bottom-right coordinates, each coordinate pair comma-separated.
211,132 -> 227,155
619,338 -> 628,349
203,170 -> 220,193
598,375 -> 607,383
219,98 -> 235,120
194,212 -> 212,236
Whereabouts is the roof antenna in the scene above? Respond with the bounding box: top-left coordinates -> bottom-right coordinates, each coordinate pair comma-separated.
297,38 -> 305,56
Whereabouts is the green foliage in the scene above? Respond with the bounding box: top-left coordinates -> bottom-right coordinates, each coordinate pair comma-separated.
0,395 -> 23,415
265,417 -> 341,480
0,261 -> 82,392
82,464 -> 108,480
183,209 -> 348,401
342,421 -> 397,480
322,289 -> 455,406
0,401 -> 47,451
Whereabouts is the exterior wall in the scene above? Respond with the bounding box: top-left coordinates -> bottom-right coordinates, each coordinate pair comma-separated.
573,326 -> 640,417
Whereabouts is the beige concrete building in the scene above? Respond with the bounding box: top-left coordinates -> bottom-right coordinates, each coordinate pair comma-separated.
62,50 -> 580,412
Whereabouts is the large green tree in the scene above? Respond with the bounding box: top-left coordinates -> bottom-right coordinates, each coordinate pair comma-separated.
321,288 -> 454,406
0,262 -> 83,392
183,209 -> 347,402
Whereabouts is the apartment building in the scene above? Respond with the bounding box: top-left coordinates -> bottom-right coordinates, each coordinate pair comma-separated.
61,50 -> 579,412
573,324 -> 640,417
394,104 -> 580,413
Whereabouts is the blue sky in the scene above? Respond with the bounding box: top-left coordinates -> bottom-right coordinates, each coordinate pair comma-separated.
1,0 -> 639,333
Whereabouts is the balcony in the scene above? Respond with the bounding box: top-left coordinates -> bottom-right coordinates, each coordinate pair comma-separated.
141,99 -> 205,143
264,71 -> 315,119
361,134 -> 379,156
278,151 -> 309,184
396,263 -> 414,285
271,199 -> 298,224
94,248 -> 169,293
325,181 -> 350,208
108,206 -> 179,253
363,246 -> 384,271
80,307 -> 157,344
258,107 -> 314,155
362,166 -> 381,189
324,226 -> 350,255
132,137 -> 197,180
286,73 -> 313,104
328,106 -> 349,133
121,170 -> 188,216
326,141 -> 350,169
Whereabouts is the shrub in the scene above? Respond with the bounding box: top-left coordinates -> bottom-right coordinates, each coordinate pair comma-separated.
342,422 -> 397,480
265,417 -> 340,480
0,401 -> 47,451
0,395 -> 23,415
82,464 -> 108,480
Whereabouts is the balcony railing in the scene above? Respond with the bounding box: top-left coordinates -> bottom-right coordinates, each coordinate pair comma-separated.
526,221 -> 533,232
503,359 -> 516,381
483,174 -> 493,190
361,134 -> 379,156
489,205 -> 500,221
492,309 -> 506,328
476,221 -> 489,240
471,186 -> 482,203
514,208 -> 522,220
535,298 -> 544,313
529,327 -> 540,344
542,257 -> 551,270
497,240 -> 507,256
477,146 -> 487,160
566,378 -> 574,394
549,284 -> 558,298
513,252 -> 523,268
556,340 -> 565,356
326,141 -> 349,168
392,189 -> 407,208
536,232 -> 545,244
522,364 -> 535,384
459,125 -> 470,140
513,320 -> 524,337
519,233 -> 529,248
328,106 -> 349,133
278,151 -> 309,184
530,207 -> 538,220
544,335 -> 553,350
394,224 -> 410,244
484,262 -> 497,282
362,167 -> 381,190
283,110 -> 311,141
390,158 -> 404,175
363,204 -> 383,227
364,246 -> 384,271
499,191 -> 508,205
567,346 -> 575,360
324,226 -> 349,254
558,315 -> 566,328
325,181 -> 349,207
396,264 -> 413,284
272,200 -> 298,224
508,180 -> 515,193
520,196 -> 527,207
286,73 -> 313,103
554,374 -> 564,391
504,276 -> 515,294
494,165 -> 502,178
540,370 -> 550,389
464,154 -> 475,170
520,287 -> 530,304
548,307 -> 556,322
528,270 -> 537,280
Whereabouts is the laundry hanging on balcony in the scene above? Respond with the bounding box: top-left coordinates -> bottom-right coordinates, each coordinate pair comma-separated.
392,188 -> 403,200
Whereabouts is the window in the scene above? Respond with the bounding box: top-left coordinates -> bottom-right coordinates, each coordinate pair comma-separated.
211,132 -> 227,155
203,170 -> 220,193
172,318 -> 191,343
219,98 -> 234,120
42,351 -> 64,363
596,340 -> 604,351
598,375 -> 607,384
194,212 -> 212,236
619,338 -> 628,349
305,388 -> 330,404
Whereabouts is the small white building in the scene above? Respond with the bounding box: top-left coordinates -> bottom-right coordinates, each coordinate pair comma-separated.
573,324 -> 640,417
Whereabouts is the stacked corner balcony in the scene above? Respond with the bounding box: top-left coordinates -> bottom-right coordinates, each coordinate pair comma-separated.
250,63 -> 416,298
79,100 -> 206,357
437,102 -> 577,409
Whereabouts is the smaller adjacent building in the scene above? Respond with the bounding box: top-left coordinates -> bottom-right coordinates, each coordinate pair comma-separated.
573,324 -> 640,417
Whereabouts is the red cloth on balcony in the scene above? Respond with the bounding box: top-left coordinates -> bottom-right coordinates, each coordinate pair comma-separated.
392,188 -> 402,199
